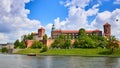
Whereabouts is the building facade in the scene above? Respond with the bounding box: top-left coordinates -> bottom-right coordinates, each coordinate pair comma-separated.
32,27 -> 45,40
51,23 -> 111,39
51,29 -> 102,39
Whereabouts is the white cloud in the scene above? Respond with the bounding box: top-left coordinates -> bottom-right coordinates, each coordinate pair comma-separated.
0,33 -> 8,44
51,1 -> 99,30
114,0 -> 120,4
91,9 -> 120,39
0,0 -> 41,43
86,4 -> 99,16
48,0 -> 120,40
91,11 -> 112,28
45,23 -> 53,37
64,0 -> 91,8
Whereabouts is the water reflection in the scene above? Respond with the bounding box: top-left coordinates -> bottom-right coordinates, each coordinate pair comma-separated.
0,54 -> 120,68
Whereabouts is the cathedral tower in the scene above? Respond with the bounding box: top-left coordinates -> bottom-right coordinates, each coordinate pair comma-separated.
103,23 -> 111,38
51,24 -> 55,32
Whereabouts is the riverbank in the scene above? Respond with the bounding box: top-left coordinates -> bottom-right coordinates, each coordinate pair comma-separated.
14,48 -> 120,57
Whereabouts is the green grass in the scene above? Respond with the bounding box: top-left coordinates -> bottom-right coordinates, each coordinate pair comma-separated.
0,49 -> 1,53
14,49 -> 41,54
14,48 -> 120,57
40,48 -> 108,56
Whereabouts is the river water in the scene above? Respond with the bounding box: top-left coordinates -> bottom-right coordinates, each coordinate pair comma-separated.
0,54 -> 120,68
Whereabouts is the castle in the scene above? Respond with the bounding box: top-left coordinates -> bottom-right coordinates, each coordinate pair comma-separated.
26,22 -> 111,48
51,23 -> 111,39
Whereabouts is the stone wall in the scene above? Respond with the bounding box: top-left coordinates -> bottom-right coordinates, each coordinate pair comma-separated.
46,39 -> 54,48
25,39 -> 54,48
25,40 -> 34,48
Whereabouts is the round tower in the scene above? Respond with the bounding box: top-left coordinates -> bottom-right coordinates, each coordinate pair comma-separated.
103,22 -> 111,38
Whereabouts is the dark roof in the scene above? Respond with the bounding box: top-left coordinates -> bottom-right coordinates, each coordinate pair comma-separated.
38,27 -> 45,30
104,23 -> 111,26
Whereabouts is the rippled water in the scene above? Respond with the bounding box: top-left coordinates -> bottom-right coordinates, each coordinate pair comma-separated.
0,54 -> 120,68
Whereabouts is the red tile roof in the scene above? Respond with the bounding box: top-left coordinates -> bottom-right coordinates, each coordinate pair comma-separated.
86,30 -> 93,33
53,29 -> 101,34
104,22 -> 110,26
53,30 -> 61,32
61,30 -> 78,33
93,29 -> 101,32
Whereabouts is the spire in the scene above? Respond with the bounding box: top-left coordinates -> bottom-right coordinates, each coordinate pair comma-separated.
52,24 -> 55,31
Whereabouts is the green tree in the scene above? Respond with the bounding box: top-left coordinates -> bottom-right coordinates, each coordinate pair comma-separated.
14,39 -> 20,48
73,39 -> 79,48
51,34 -> 72,49
40,45 -> 48,52
1,47 -> 8,53
74,28 -> 96,48
27,33 -> 34,40
107,36 -> 119,53
23,35 -> 27,41
14,40 -> 26,49
79,28 -> 95,48
19,41 -> 26,48
89,34 -> 108,48
43,34 -> 47,40
23,33 -> 34,41
59,34 -> 65,39
62,39 -> 72,49
79,36 -> 95,48
51,39 -> 60,48
78,28 -> 87,38
31,41 -> 43,49
98,36 -> 108,48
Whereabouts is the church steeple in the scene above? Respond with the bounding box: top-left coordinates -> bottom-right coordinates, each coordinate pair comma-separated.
52,24 -> 55,31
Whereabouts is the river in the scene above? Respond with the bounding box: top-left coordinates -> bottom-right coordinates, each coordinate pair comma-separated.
0,54 -> 120,68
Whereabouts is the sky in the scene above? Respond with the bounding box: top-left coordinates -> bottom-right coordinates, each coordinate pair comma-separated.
0,0 -> 120,43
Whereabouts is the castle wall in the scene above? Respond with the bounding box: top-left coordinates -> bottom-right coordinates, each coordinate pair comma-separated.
46,39 -> 54,48
25,40 -> 34,48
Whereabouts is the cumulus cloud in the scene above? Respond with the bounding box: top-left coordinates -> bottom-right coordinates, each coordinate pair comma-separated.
49,0 -> 120,40
0,0 -> 41,43
51,0 -> 99,30
64,0 -> 91,8
91,9 -> 120,39
114,0 -> 120,4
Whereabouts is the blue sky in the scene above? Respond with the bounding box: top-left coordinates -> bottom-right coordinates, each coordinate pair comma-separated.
25,0 -> 120,25
25,0 -> 68,26
1,0 -> 120,43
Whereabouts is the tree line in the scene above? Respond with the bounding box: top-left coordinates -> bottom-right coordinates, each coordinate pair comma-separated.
51,28 -> 119,51
14,33 -> 47,49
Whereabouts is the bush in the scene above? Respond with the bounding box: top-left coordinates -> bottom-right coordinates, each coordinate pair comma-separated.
1,47 -> 8,53
31,41 -> 43,49
40,45 -> 48,53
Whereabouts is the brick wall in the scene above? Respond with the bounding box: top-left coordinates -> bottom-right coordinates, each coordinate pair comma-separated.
25,40 -> 34,48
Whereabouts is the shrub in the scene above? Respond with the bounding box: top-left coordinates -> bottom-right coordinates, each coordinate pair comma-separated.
40,45 -> 48,53
31,41 -> 43,49
2,47 -> 8,53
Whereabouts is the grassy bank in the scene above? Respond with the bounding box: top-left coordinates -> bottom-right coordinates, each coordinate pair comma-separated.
14,48 -> 120,57
40,48 -> 108,56
14,49 -> 41,54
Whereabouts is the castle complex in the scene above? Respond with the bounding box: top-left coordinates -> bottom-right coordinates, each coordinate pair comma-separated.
51,23 -> 111,39
26,22 -> 111,48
